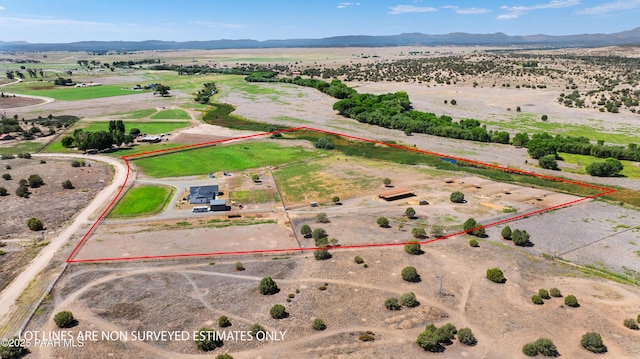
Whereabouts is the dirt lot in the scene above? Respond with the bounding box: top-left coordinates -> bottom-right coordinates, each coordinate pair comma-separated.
0,157 -> 111,291
0,95 -> 46,109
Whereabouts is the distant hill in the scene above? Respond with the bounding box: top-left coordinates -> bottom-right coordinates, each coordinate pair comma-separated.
2,28 -> 640,52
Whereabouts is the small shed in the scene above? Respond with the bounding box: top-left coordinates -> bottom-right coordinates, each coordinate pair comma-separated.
378,188 -> 415,201
209,199 -> 228,212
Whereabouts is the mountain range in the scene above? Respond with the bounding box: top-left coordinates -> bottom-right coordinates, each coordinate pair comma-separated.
2,27 -> 640,52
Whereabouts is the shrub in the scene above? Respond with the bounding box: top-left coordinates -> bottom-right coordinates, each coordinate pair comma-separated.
300,224 -> 312,238
581,332 -> 607,353
312,228 -> 327,240
384,297 -> 401,310
314,249 -> 331,260
61,135 -> 74,147
315,137 -> 334,150
541,114 -> 548,121
532,294 -> 544,305
586,157 -> 623,177
469,238 -> 479,247
53,311 -> 76,328
430,224 -> 445,237
248,323 -> 266,337
534,338 -> 559,356
312,319 -> 326,331
2,173 -> 10,180
512,229 -> 531,246
354,256 -> 364,264
18,153 -> 31,159
522,342 -> 538,356
258,277 -> 279,295
400,292 -> 419,307
539,154 -> 559,170
251,174 -> 260,182
233,261 -> 245,271
539,289 -> 550,299
16,185 -> 30,198
564,294 -> 579,307
405,207 -> 416,218
416,328 -> 441,352
331,196 -> 340,204
450,191 -> 464,203
411,227 -> 426,239
549,287 -> 562,297
500,226 -> 511,240
61,180 -> 74,189
376,216 -> 389,227
216,354 -> 233,359
4,164 -> 10,169
623,318 -> 639,330
463,218 -> 485,237
383,178 -> 391,186
71,160 -> 84,167
315,212 -> 329,223
0,336 -> 27,359
27,217 -> 44,231
435,323 -> 457,344
1,154 -> 13,160
194,327 -> 222,351
218,316 -> 231,328
401,266 -> 420,282
486,267 -> 506,283
359,331 -> 375,341
270,304 -> 288,319
28,174 -> 44,188
404,242 -> 422,255
0,187 -> 7,196
457,327 -> 477,346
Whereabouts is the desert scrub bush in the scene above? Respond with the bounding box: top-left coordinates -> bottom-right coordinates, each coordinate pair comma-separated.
450,191 -> 465,203
549,287 -> 562,297
0,187 -> 7,196
623,318 -> 639,330
376,216 -> 389,227
194,327 -> 223,351
564,295 -> 579,307
62,180 -> 74,189
315,212 -> 329,223
258,277 -> 279,295
248,323 -> 266,337
2,173 -> 10,180
359,331 -> 375,341
539,289 -> 550,299
404,241 -> 422,255
27,217 -> 44,231
216,354 -> 233,359
501,226 -> 512,240
522,342 -> 538,356
532,294 -> 544,305
401,266 -> 420,282
0,336 -> 27,358
269,304 -> 288,319
53,311 -> 76,328
469,238 -> 479,247
354,256 -> 364,264
405,207 -> 416,218
399,292 -> 419,307
435,323 -> 457,344
457,327 -> 477,346
300,224 -> 312,237
312,319 -> 326,331
312,228 -> 327,240
233,261 -> 245,271
523,338 -> 559,357
384,297 -> 401,310
581,332 -> 607,353
314,249 -> 331,260
411,226 -> 426,239
486,267 -> 506,283
218,316 -> 231,328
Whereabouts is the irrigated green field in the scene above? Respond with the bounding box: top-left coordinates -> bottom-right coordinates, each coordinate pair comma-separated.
150,109 -> 191,119
131,141 -> 319,177
75,121 -> 189,134
559,153 -> 640,180
109,185 -> 174,218
5,82 -> 147,101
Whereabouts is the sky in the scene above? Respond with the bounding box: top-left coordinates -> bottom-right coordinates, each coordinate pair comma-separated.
0,0 -> 639,43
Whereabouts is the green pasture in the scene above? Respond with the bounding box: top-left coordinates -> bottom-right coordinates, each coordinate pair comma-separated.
150,109 -> 191,120
109,185 -> 174,218
0,141 -> 46,155
113,108 -> 158,119
74,121 -> 189,134
4,81 -> 147,101
131,141 -> 318,178
229,189 -> 279,204
559,153 -> 640,180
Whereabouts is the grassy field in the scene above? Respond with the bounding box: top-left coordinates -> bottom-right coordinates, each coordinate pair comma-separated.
0,141 -> 47,155
201,102 -> 285,132
113,108 -> 158,119
4,82 -> 146,101
559,153 -> 640,180
74,121 -> 189,134
131,141 -> 318,178
150,109 -> 191,120
109,185 -> 174,218
229,189 -> 279,204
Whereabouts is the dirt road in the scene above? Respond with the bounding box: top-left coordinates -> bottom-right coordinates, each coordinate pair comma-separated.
0,154 -> 128,334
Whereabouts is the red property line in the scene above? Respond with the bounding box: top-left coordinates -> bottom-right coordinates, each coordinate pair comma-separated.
66,127 -> 615,263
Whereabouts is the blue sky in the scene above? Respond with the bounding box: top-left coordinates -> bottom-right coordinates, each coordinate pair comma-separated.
0,0 -> 639,43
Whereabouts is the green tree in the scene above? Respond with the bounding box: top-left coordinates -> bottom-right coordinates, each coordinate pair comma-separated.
312,318 -> 326,330
541,114 -> 548,121
314,137 -> 334,150
511,229 -> 531,246
534,338 -> 559,357
457,327 -> 477,346
586,158 -> 624,177
300,224 -> 312,238
539,289 -> 550,299
53,311 -> 76,328
28,174 -> 44,188
384,297 -> 401,310
0,336 -> 27,359
450,191 -> 465,203
405,207 -> 416,218
401,266 -> 420,282
416,326 -> 442,352
194,327 -> 222,352
270,304 -> 288,319
314,249 -> 331,260
218,316 -> 231,328
522,342 -> 538,356
312,228 -> 327,240
315,213 -> 329,223
469,238 -> 479,247
549,287 -> 562,297
27,218 -> 44,231
501,226 -> 512,240
435,323 -> 457,344
0,187 -> 7,196
581,332 -> 606,353
383,178 -> 391,186
331,196 -> 340,204
376,216 -> 389,227
486,267 -> 506,283
130,128 -> 141,136
404,241 -> 422,255
61,135 -> 74,147
463,218 -> 485,237
532,294 -> 544,305
565,294 -> 579,307
16,185 -> 30,198
539,154 -> 559,170
400,292 -> 419,307
153,83 -> 171,97
258,277 -> 279,295
2,173 -> 10,180
411,227 -> 426,239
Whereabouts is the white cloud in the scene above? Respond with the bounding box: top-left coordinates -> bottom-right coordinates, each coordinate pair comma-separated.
337,2 -> 360,8
578,0 -> 640,15
0,6 -> 5,11
190,20 -> 247,29
498,0 -> 581,19
443,6 -> 492,14
0,16 -> 112,28
388,4 -> 437,14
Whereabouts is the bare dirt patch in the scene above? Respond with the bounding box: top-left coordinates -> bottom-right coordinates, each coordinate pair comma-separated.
0,95 -> 46,109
